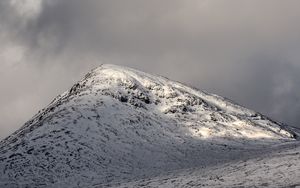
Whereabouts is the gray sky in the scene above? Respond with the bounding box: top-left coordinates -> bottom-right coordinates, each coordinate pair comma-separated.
1,0 -> 300,139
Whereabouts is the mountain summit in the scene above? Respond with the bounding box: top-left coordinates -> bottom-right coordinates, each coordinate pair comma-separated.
0,64 -> 298,187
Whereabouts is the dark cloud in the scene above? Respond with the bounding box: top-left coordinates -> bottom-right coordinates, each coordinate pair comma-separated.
1,0 -> 300,138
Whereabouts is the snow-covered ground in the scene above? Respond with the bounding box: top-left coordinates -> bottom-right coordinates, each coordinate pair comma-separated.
0,64 -> 299,187
110,141 -> 300,188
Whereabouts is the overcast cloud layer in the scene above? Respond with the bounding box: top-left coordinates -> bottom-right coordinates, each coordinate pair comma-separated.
1,0 -> 300,139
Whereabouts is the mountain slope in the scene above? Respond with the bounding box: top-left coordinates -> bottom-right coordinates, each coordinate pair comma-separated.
0,64 -> 298,187
112,142 -> 300,188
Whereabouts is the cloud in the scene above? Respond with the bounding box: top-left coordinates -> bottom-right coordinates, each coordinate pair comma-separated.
1,0 -> 300,138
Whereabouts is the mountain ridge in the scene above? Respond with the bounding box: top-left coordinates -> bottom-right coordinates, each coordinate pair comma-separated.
0,64 -> 298,187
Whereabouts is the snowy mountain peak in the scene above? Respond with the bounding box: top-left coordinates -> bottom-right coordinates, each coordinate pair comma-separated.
66,64 -> 294,140
0,64 -> 298,187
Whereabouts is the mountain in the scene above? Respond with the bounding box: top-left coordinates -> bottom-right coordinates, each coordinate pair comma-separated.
0,64 -> 299,187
